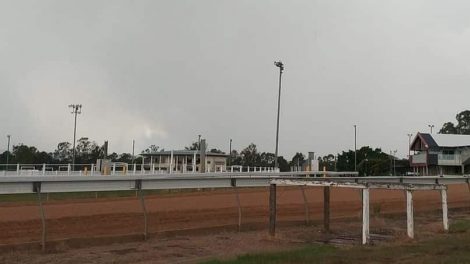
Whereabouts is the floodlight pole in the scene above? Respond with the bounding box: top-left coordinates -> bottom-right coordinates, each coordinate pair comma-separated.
6,135 -> 11,170
274,61 -> 284,170
69,104 -> 82,171
354,125 -> 357,172
407,133 -> 413,159
132,139 -> 135,164
428,124 -> 434,134
229,138 -> 232,166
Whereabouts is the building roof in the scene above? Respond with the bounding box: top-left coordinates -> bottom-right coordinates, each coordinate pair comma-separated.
429,133 -> 470,148
411,133 -> 470,150
141,150 -> 228,157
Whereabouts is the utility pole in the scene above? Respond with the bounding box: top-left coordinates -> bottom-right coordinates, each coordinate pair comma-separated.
69,104 -> 82,171
6,135 -> 11,171
274,61 -> 284,170
354,125 -> 357,172
198,135 -> 201,150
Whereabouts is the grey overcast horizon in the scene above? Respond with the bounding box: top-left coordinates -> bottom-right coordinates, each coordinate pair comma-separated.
1,1 -> 469,159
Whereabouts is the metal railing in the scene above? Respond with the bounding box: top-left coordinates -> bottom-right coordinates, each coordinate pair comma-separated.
0,163 -> 278,176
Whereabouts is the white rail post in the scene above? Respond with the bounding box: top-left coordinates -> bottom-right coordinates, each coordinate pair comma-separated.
441,189 -> 449,231
67,163 -> 71,176
112,163 -> 116,175
231,166 -> 234,173
362,188 -> 370,245
16,163 -> 20,175
406,190 -> 414,239
91,164 -> 94,176
42,163 -> 46,175
133,163 -> 137,175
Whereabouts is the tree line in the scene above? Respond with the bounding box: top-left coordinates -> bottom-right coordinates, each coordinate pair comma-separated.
1,137 -> 407,175
439,110 -> 470,134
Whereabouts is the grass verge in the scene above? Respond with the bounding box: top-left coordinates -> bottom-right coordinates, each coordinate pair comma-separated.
202,220 -> 470,264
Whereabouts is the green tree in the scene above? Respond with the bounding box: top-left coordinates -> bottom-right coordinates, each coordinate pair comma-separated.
456,110 -> 470,134
277,156 -> 290,172
240,143 -> 260,166
439,110 -> 470,135
185,142 -> 199,151
116,153 -> 133,163
53,142 -> 72,163
142,145 -> 160,154
335,146 -> 392,176
260,152 -> 276,167
12,144 -> 39,164
209,148 -> 223,153
318,154 -> 336,171
75,137 -> 103,164
289,152 -> 305,168
439,122 -> 458,134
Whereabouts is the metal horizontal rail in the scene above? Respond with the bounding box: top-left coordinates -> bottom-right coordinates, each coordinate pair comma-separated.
0,171 -> 469,195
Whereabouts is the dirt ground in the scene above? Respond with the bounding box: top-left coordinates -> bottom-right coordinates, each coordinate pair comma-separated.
0,184 -> 469,263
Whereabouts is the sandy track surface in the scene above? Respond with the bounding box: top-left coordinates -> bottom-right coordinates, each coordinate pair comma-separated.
0,185 -> 469,246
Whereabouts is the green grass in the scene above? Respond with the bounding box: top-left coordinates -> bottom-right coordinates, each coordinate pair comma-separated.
450,219 -> 470,233
202,245 -> 336,264
202,220 -> 470,264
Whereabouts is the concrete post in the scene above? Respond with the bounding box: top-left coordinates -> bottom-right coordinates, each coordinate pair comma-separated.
324,186 -> 330,232
300,186 -> 310,225
200,139 -> 206,173
269,184 -> 277,237
441,189 -> 449,231
362,188 -> 370,245
406,190 -> 414,239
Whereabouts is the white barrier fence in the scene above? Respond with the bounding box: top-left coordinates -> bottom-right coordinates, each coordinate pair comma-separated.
0,163 -> 278,176
1,171 -> 469,250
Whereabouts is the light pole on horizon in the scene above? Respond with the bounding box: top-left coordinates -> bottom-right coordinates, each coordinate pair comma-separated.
229,138 -> 232,166
354,125 -> 357,172
407,133 -> 413,159
274,60 -> 284,170
69,104 -> 82,170
198,135 -> 201,150
6,135 -> 11,171
428,124 -> 435,134
132,139 -> 135,164
393,150 -> 397,175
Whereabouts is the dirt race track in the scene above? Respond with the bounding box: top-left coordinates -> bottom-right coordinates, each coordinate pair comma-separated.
0,184 -> 469,247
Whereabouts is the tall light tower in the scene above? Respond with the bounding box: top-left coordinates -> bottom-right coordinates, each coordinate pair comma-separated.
132,139 -> 135,164
407,133 -> 413,159
6,135 -> 11,170
428,124 -> 435,134
69,104 -> 82,170
198,134 -> 201,150
274,60 -> 284,170
354,125 -> 357,172
229,138 -> 232,166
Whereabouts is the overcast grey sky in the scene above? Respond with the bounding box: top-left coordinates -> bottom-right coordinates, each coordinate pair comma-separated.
1,0 -> 470,159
